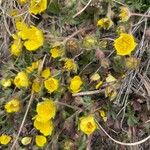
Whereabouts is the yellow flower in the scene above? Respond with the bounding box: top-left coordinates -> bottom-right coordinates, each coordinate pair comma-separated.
41,68 -> 51,79
31,60 -> 41,70
26,66 -> 34,74
35,135 -> 47,147
4,98 -> 20,113
90,73 -> 100,81
50,47 -> 62,58
105,86 -> 117,101
64,59 -> 77,71
1,79 -> 12,88
34,119 -> 54,136
70,76 -> 83,93
36,99 -> 56,122
44,78 -> 59,93
16,21 -> 44,51
106,74 -> 116,83
32,79 -> 41,93
97,18 -> 113,30
114,33 -> 137,56
10,34 -> 22,56
99,110 -> 107,122
119,7 -> 131,22
21,137 -> 32,145
79,115 -> 97,135
14,71 -> 29,88
0,134 -> 11,145
24,26 -> 44,51
16,21 -> 28,31
26,60 -> 41,74
29,0 -> 47,15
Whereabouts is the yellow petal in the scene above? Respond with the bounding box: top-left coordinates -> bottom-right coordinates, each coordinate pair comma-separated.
21,137 -> 32,145
0,134 -> 11,145
114,33 -> 137,56
95,81 -> 103,89
29,0 -> 47,15
41,68 -> 51,79
1,79 -> 12,88
35,135 -> 47,147
79,115 -> 97,135
106,74 -> 116,83
90,73 -> 100,81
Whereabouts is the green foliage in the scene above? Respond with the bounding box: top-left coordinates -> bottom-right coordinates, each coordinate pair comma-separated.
127,106 -> 139,126
47,1 -> 61,14
125,0 -> 150,12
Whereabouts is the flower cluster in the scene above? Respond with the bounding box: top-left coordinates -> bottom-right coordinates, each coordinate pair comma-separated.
33,98 -> 56,146
10,21 -> 44,56
0,0 -> 141,148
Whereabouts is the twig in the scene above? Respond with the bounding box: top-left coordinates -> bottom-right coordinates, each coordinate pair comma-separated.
131,13 -> 150,18
10,92 -> 34,150
72,89 -> 104,97
95,119 -> 150,146
0,6 -> 12,36
73,0 -> 92,18
79,58 -> 95,75
86,135 -> 92,150
38,54 -> 47,76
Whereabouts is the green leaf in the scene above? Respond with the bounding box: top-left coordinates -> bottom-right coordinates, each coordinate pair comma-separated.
47,2 -> 61,14
127,115 -> 138,126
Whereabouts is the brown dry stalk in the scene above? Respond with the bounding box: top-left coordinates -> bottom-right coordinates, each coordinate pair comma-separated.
73,0 -> 93,18
72,89 -> 104,96
96,119 -> 150,146
10,92 -> 34,150
131,13 -> 150,18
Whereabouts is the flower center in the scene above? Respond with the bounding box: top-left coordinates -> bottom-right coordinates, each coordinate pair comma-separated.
87,122 -> 93,129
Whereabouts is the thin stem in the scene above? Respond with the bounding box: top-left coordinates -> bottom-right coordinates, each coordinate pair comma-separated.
10,92 -> 34,150
72,89 -> 104,97
131,13 -> 150,18
73,0 -> 92,18
56,101 -> 81,110
95,118 -> 150,146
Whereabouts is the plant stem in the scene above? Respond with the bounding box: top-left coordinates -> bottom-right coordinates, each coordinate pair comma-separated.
131,13 -> 150,18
